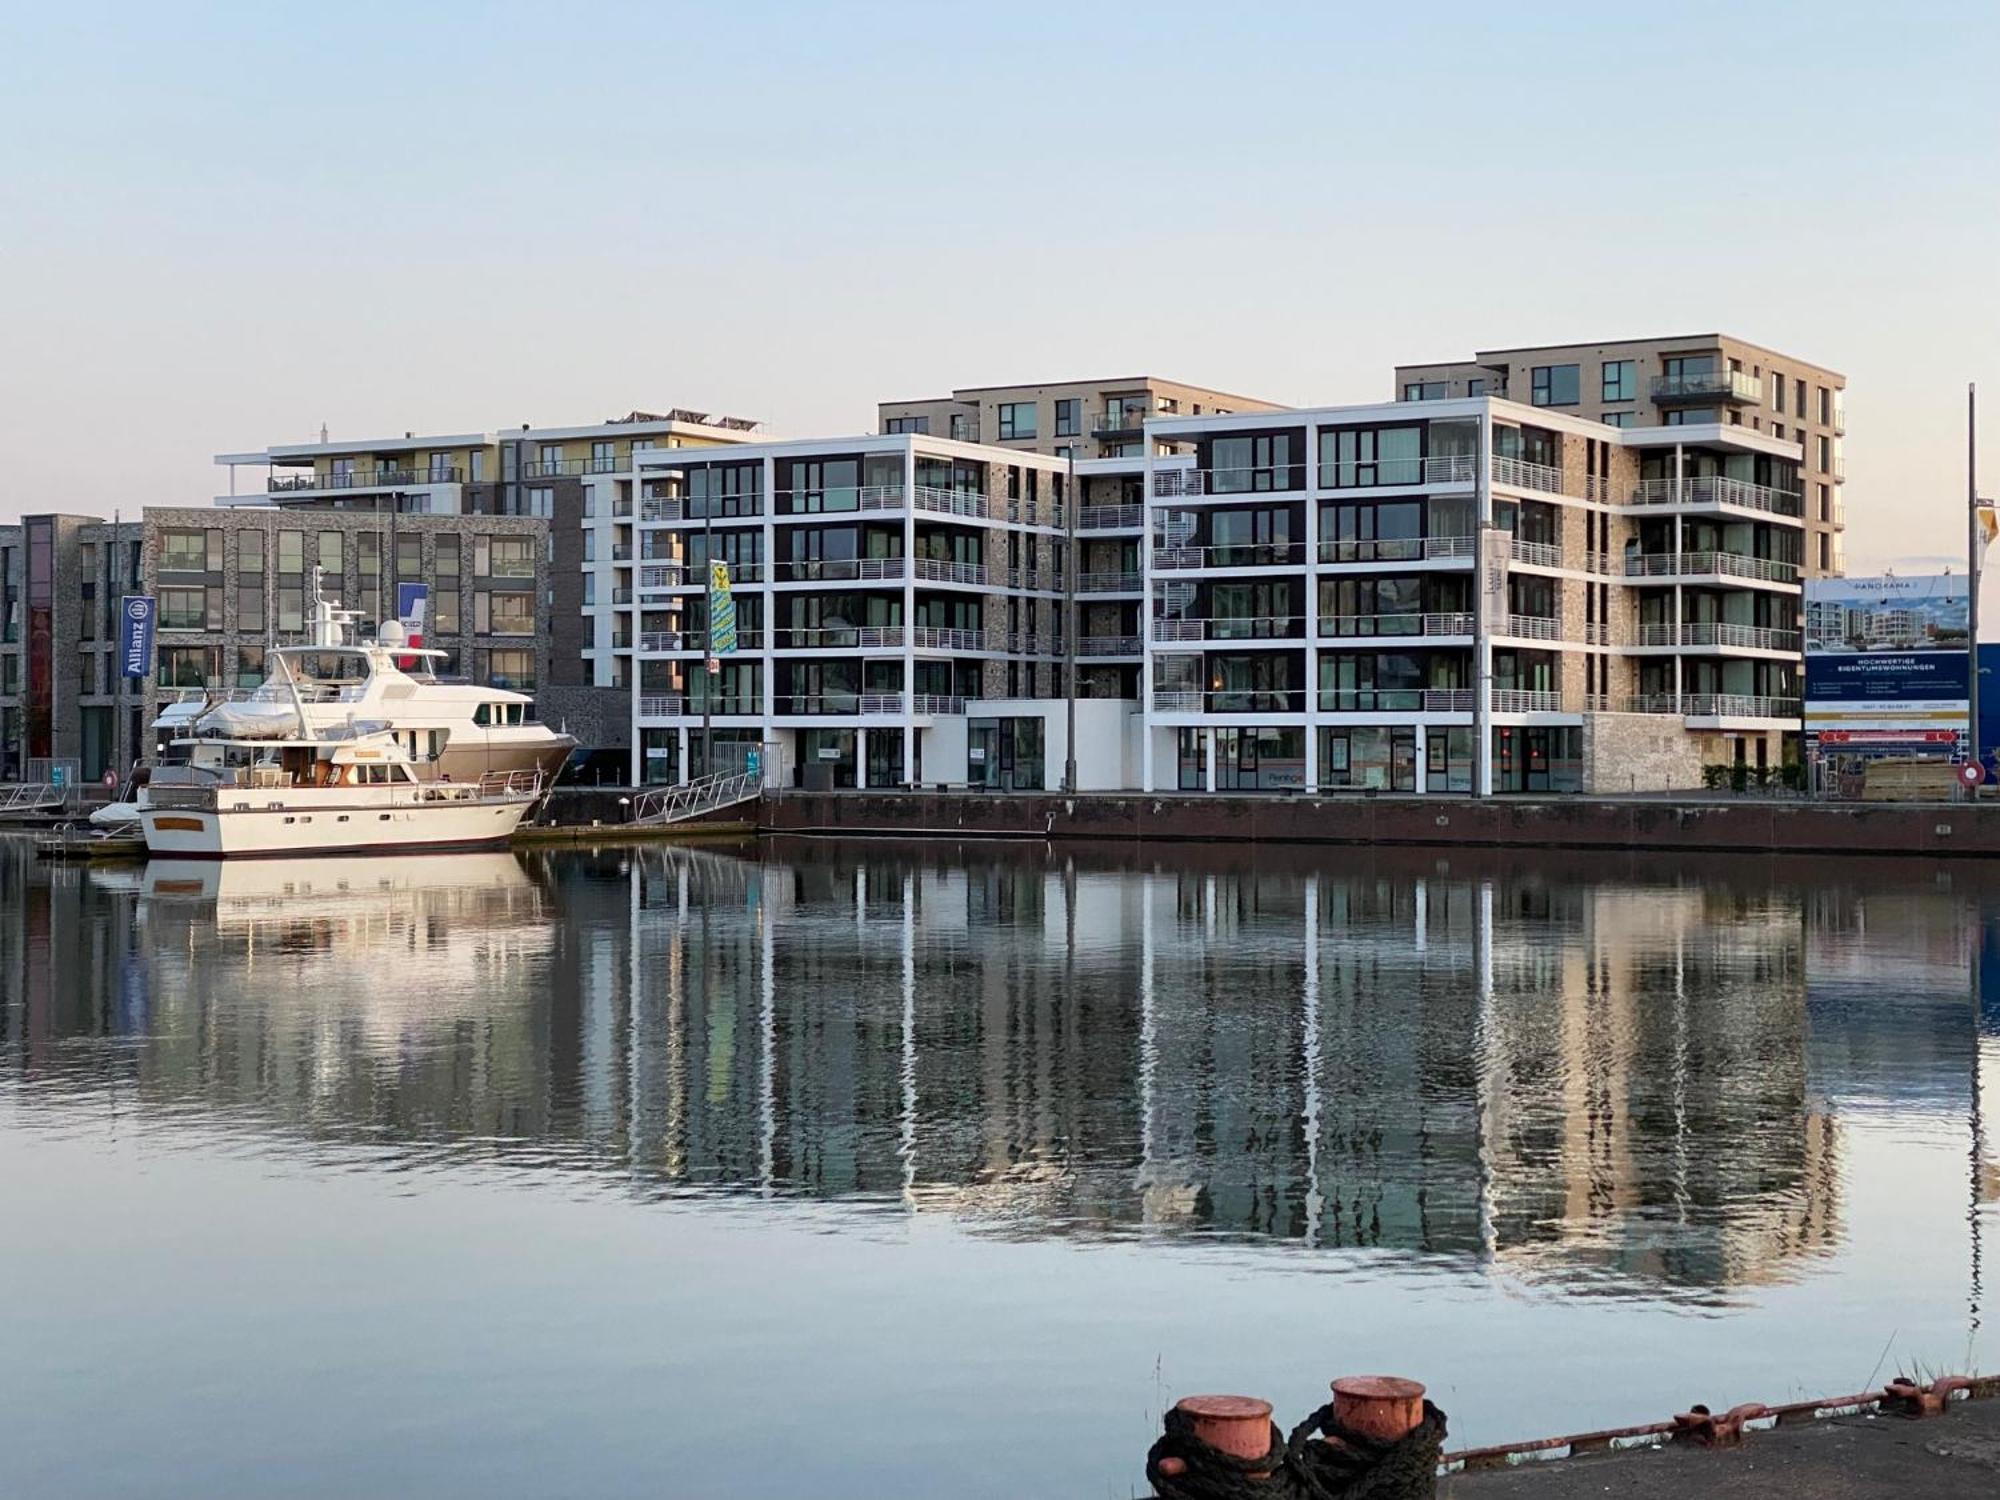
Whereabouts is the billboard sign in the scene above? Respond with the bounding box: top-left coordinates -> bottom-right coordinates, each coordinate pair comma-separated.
708,561 -> 736,655
119,595 -> 156,680
1804,574 -> 1969,749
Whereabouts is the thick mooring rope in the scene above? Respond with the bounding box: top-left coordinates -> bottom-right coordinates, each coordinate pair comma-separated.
1146,1400 -> 1447,1500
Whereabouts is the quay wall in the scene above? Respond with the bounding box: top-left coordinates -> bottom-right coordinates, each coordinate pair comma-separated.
756,790 -> 2000,858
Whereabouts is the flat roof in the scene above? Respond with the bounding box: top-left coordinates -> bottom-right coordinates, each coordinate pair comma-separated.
1400,334 -> 1845,380
879,376 -> 1285,408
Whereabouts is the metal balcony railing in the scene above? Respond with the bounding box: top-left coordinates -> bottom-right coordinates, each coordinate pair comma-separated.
1316,689 -> 1472,713
1152,465 -> 1306,497
1316,454 -> 1476,490
1152,542 -> 1307,570
773,625 -> 906,649
1150,616 -> 1304,643
269,466 -> 462,492
1624,552 -> 1801,584
1496,614 -> 1563,641
1078,503 -> 1144,530
1628,476 -> 1804,518
1633,622 -> 1803,651
1316,535 -> 1474,564
640,493 -> 764,522
523,456 -> 625,478
1625,693 -> 1800,719
1491,688 -> 1566,713
1152,690 -> 1309,713
1078,634 -> 1142,656
1490,456 -> 1566,494
910,626 -> 988,651
1509,538 -> 1564,568
1316,612 -> 1473,638
912,557 -> 989,586
1077,570 -> 1142,592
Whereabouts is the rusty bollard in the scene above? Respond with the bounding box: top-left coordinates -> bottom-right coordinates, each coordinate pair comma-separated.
1332,1375 -> 1427,1441
1155,1394 -> 1277,1482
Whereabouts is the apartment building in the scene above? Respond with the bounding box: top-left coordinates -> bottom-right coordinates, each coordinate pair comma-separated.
1136,396 -> 1806,793
214,408 -> 762,769
877,376 -> 1285,461
627,433 -> 1145,789
1393,335 -> 1846,576
0,507 -> 550,782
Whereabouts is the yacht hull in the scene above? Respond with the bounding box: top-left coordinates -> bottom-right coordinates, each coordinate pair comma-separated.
139,796 -> 534,858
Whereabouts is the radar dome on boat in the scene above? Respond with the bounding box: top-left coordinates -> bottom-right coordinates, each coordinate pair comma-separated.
377,620 -> 407,647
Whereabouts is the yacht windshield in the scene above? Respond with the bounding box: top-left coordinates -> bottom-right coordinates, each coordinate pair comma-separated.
254,650 -> 373,703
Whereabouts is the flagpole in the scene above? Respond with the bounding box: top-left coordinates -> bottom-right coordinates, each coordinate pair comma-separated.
1972,384 -> 1982,777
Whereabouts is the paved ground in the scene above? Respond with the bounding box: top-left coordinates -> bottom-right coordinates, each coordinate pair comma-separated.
1442,1400 -> 2000,1497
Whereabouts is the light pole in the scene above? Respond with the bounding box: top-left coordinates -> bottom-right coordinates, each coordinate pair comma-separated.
1970,384 -> 1982,780
701,497 -> 714,782
1063,445 -> 1078,794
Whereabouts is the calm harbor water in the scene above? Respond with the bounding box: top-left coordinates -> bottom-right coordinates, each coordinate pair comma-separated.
2,834 -> 1997,1498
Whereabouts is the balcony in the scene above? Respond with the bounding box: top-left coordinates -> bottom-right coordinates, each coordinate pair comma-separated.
1317,535 -> 1475,565
1625,693 -> 1800,721
1489,456 -> 1566,494
1624,552 -> 1802,585
910,625 -> 989,651
1650,369 -> 1762,406
911,485 -> 991,520
1317,612 -> 1473,639
1153,465 -> 1305,498
641,493 -> 765,522
777,557 -> 904,583
523,456 -> 624,479
1078,503 -> 1144,531
1077,569 -> 1142,593
780,693 -> 917,716
1508,537 -> 1564,569
1316,689 -> 1474,714
1079,634 -> 1143,656
1633,622 -> 1802,652
1628,476 -> 1804,519
1317,454 -> 1476,490
1150,616 -> 1304,643
1153,542 -> 1306,571
1153,690 -> 1309,714
269,466 -> 461,493
1495,614 -> 1562,642
912,557 -> 990,586
1093,408 -> 1151,438
774,625 -> 906,650
638,693 -> 686,718
1491,688 -> 1565,714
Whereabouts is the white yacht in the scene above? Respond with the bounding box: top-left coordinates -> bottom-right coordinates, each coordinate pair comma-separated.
158,578 -> 575,787
138,725 -> 542,857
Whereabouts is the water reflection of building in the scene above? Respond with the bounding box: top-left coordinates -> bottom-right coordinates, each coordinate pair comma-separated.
0,838 -> 1897,1298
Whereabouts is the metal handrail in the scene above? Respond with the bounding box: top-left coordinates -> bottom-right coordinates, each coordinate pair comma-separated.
1490,456 -> 1567,494
1078,635 -> 1143,655
1628,476 -> 1803,517
1317,612 -> 1473,638
1650,369 -> 1762,403
1634,622 -> 1802,651
1077,570 -> 1142,592
1491,688 -> 1565,713
1497,614 -> 1563,641
1624,551 -> 1801,584
1078,503 -> 1144,530
1317,454 -> 1476,490
1152,465 -> 1308,497
1153,543 -> 1306,570
629,768 -> 760,825
1150,615 -> 1304,642
1317,535 -> 1474,564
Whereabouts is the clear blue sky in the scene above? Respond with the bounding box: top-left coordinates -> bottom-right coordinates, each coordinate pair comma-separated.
2,0 -> 1997,592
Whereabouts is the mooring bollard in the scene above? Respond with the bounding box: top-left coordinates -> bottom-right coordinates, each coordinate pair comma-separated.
1331,1375 -> 1427,1442
1154,1394 -> 1276,1481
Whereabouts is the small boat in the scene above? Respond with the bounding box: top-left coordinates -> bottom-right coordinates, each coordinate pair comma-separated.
137,725 -> 542,858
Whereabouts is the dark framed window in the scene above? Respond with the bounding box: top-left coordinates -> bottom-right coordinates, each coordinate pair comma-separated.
1601,360 -> 1635,402
1054,398 -> 1080,437
1530,365 -> 1580,407
996,402 -> 1037,440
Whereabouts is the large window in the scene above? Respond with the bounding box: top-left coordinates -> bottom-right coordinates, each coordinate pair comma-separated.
883,415 -> 929,435
157,645 -> 222,689
997,402 -> 1037,440
1319,426 -> 1420,487
1319,726 -> 1417,792
1319,499 -> 1425,561
483,649 -> 536,691
1208,431 -> 1301,492
1530,364 -> 1580,407
159,586 -> 217,631
238,579 -> 265,633
1601,360 -> 1635,402
158,530 -> 217,574
1053,398 -> 1080,437
482,536 -> 536,578
1318,651 -> 1426,711
478,590 -> 535,636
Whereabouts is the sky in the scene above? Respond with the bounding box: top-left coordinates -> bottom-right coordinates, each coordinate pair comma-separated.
2,0 -> 1997,598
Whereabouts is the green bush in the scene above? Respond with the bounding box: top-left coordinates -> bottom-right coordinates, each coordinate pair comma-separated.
1701,765 -> 1730,790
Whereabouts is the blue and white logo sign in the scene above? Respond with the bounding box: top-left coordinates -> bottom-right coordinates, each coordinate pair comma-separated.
119,595 -> 156,680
